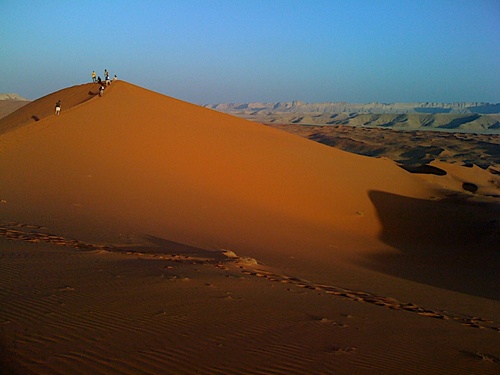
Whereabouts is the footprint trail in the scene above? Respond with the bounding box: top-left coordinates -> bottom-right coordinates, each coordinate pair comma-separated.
1,221 -> 498,332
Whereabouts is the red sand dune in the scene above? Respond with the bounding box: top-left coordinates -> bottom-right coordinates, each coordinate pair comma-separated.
0,81 -> 439,256
1,81 -> 499,374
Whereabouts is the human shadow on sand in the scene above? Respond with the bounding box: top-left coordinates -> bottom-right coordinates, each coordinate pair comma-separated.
365,191 -> 499,300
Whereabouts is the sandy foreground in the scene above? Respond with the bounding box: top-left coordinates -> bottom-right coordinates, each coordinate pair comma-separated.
0,81 -> 499,374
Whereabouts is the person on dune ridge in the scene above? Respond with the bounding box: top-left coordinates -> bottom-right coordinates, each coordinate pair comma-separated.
55,100 -> 61,115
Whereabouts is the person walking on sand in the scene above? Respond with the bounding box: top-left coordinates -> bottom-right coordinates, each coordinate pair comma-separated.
104,69 -> 108,79
99,85 -> 105,97
91,71 -> 97,83
55,100 -> 61,115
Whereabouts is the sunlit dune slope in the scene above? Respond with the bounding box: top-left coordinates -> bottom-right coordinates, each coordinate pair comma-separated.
0,81 -> 438,258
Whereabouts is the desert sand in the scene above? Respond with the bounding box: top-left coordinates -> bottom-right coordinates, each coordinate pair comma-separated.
0,81 -> 499,374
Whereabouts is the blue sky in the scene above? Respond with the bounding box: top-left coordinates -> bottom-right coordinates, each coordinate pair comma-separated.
1,0 -> 499,104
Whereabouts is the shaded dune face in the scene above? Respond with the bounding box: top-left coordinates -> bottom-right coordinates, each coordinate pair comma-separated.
0,84 -> 98,134
1,81 -> 496,268
366,190 -> 500,299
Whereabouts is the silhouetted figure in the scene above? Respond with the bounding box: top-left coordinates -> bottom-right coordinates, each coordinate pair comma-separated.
55,100 -> 61,115
97,76 -> 102,84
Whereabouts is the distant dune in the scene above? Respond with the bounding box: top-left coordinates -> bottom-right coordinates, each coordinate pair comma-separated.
0,93 -> 29,120
0,93 -> 29,101
268,123 -> 500,171
1,81 -> 499,374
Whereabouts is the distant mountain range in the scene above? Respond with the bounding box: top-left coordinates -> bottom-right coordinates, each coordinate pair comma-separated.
204,101 -> 500,133
204,101 -> 500,114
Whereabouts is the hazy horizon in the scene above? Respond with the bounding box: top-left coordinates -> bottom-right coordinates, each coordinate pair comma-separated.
1,0 -> 499,104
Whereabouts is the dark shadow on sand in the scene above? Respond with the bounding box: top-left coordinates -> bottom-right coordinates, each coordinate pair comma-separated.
398,164 -> 447,175
365,191 -> 500,300
112,234 -> 228,262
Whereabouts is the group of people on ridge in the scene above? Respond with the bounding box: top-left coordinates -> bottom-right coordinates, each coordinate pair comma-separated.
54,69 -> 118,115
91,69 -> 117,97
